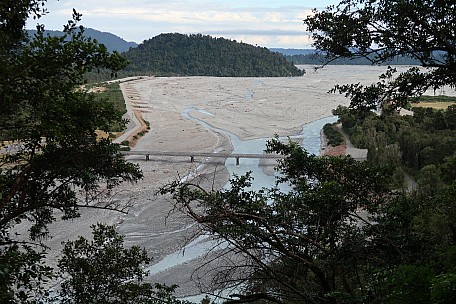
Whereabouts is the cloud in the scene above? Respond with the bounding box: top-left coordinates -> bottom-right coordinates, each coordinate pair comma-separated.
29,0 -> 327,48
201,29 -> 309,36
203,33 -> 314,49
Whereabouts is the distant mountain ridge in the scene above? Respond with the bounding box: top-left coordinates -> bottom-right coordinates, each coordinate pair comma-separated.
284,53 -> 421,65
269,48 -> 315,56
271,48 -> 420,65
26,28 -> 138,53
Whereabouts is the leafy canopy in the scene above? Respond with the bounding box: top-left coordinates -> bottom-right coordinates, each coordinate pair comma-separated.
0,1 -> 142,302
57,224 -> 185,304
304,0 -> 456,112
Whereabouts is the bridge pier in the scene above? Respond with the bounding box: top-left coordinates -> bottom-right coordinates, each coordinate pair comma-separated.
236,157 -> 239,166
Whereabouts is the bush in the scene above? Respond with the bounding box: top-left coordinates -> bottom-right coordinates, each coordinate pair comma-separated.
323,123 -> 344,147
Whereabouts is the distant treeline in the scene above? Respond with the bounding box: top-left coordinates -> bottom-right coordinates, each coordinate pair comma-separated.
122,33 -> 304,77
335,103 -> 456,172
286,53 -> 421,65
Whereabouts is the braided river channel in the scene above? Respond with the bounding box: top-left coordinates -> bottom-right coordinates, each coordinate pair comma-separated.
146,107 -> 337,301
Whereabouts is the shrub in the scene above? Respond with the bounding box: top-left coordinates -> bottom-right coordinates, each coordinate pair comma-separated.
323,123 -> 343,147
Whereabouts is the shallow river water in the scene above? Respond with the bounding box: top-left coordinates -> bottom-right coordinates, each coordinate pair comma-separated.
147,108 -> 337,301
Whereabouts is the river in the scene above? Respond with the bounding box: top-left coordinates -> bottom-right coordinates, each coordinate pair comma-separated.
146,109 -> 338,302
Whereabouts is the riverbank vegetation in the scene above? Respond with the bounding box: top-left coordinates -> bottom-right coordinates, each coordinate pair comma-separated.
334,104 -> 456,181
322,123 -> 344,147
87,83 -> 127,133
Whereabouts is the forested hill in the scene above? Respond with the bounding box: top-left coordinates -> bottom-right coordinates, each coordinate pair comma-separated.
122,33 -> 304,77
26,28 -> 138,53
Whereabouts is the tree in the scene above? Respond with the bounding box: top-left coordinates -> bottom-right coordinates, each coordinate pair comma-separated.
163,138 -> 398,303
1,2 -> 142,302
304,0 -> 456,112
302,2 -> 456,302
56,224 -> 184,304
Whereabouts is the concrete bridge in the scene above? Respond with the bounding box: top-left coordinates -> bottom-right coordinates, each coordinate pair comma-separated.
120,150 -> 282,165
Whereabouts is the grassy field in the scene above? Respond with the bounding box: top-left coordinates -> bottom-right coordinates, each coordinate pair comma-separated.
412,95 -> 456,109
412,102 -> 455,109
418,95 -> 456,102
90,82 -> 127,133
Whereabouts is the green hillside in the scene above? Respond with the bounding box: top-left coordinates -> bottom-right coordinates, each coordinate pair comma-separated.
122,33 -> 304,77
26,28 -> 138,53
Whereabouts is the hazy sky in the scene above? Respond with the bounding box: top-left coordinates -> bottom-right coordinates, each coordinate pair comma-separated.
27,0 -> 340,48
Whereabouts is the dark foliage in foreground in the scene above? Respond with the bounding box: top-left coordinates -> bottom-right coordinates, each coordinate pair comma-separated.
304,0 -> 456,112
0,2 -> 144,302
56,224 -> 185,304
163,136 -> 456,303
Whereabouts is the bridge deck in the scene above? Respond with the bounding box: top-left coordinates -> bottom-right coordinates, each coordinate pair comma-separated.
120,150 -> 282,164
